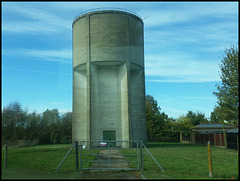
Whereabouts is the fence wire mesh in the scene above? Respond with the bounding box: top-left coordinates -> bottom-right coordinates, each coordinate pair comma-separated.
79,140 -> 139,170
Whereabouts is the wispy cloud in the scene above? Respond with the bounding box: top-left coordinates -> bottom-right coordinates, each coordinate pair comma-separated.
2,2 -> 237,84
142,2 -> 238,83
141,2 -> 238,28
3,66 -> 71,76
2,3 -> 71,34
2,49 -> 72,63
145,54 -> 221,83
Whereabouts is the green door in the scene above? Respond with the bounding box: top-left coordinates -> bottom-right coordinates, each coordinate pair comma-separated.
103,130 -> 116,147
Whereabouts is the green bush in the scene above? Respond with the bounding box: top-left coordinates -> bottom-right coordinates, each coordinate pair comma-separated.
148,131 -> 180,142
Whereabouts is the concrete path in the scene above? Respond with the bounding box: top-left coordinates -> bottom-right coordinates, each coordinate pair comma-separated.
91,149 -> 129,169
77,149 -> 142,179
77,171 -> 142,179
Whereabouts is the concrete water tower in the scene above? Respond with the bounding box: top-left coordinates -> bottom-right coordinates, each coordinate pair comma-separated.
72,8 -> 147,147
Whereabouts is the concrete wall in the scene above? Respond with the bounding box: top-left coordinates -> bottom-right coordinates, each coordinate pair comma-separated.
91,64 -> 123,141
72,10 -> 147,146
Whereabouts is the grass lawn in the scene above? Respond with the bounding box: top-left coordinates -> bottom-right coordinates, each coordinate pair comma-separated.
1,142 -> 239,179
140,142 -> 239,179
2,168 -> 79,179
1,144 -> 96,179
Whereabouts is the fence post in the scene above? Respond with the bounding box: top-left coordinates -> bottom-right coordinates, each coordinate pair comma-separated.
4,144 -> 8,169
108,140 -> 110,168
79,141 -> 82,170
207,141 -> 213,178
236,135 -> 239,151
75,141 -> 79,171
140,141 -> 144,171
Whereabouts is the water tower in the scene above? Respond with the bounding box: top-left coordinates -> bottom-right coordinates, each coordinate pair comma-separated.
72,8 -> 147,147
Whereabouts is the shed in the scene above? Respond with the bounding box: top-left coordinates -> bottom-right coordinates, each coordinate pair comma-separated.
191,124 -> 236,146
227,128 -> 238,150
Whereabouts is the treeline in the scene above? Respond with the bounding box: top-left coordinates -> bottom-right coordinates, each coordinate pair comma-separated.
2,97 -> 210,144
2,102 -> 72,145
146,94 -> 209,142
2,98 -> 208,145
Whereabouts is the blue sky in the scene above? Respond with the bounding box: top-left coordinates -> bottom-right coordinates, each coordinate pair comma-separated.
1,2 -> 238,119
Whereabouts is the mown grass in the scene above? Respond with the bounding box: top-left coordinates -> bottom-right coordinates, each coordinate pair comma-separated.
140,142 -> 238,179
2,168 -> 80,179
1,142 -> 239,179
1,144 -> 97,179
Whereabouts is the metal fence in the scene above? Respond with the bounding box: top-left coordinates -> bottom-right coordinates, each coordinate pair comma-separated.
79,140 -> 140,170
56,140 -> 164,172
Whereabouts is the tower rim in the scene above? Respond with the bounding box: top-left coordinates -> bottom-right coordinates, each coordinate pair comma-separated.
72,7 -> 142,26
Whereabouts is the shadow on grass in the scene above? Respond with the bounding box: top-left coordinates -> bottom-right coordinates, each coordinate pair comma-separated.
2,168 -> 142,180
1,168 -> 79,179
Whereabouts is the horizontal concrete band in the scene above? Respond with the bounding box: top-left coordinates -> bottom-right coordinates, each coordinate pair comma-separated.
73,62 -> 143,71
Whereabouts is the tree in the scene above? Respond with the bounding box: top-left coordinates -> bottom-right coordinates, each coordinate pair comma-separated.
186,111 -> 207,126
40,109 -> 61,144
2,102 -> 27,140
213,45 -> 239,126
146,95 -> 166,136
26,112 -> 41,140
210,107 -> 220,123
165,117 -> 179,131
177,111 -> 207,132
59,112 -> 72,143
41,108 -> 60,127
177,116 -> 193,131
2,101 -> 73,145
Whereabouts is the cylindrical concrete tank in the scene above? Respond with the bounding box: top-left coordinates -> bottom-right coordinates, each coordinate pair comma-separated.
72,8 -> 147,147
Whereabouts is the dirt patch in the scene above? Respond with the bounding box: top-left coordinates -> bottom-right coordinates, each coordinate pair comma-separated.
77,170 -> 142,179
